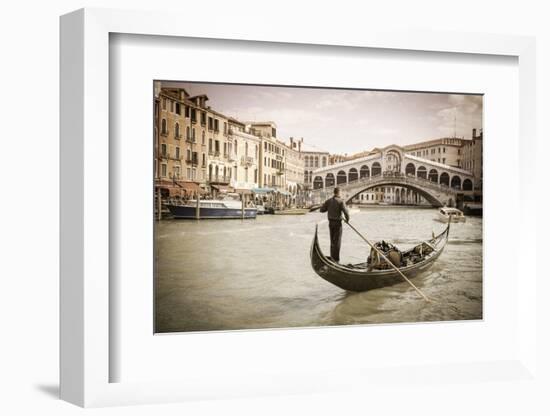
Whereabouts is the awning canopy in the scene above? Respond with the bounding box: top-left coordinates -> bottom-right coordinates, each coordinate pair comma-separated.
278,190 -> 292,196
177,181 -> 207,194
235,188 -> 253,195
252,187 -> 275,194
211,184 -> 235,193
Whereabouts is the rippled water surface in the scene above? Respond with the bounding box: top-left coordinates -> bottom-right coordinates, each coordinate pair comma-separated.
155,207 -> 482,332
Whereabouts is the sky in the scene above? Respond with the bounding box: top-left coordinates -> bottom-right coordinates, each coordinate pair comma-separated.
161,81 -> 483,155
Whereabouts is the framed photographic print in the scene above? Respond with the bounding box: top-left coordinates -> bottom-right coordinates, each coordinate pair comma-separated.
152,81 -> 483,334
60,8 -> 538,408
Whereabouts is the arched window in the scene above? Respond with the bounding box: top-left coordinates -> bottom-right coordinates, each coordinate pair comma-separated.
451,175 -> 461,189
161,119 -> 167,135
186,126 -> 190,140
192,128 -> 196,142
245,142 -> 249,157
337,170 -> 347,185
440,172 -> 450,186
360,165 -> 370,178
463,179 -> 473,191
428,169 -> 438,183
405,163 -> 415,176
322,156 -> 327,167
325,173 -> 335,187
202,131 -> 205,144
175,122 -> 180,138
313,176 -> 324,189
348,168 -> 358,182
371,162 -> 382,177
417,166 -> 427,179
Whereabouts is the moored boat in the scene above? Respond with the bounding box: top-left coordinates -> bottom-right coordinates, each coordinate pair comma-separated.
273,208 -> 309,215
255,204 -> 266,215
310,222 -> 450,292
165,194 -> 257,219
437,207 -> 466,223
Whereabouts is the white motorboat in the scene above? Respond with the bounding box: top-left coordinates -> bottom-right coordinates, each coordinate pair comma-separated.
437,207 -> 466,223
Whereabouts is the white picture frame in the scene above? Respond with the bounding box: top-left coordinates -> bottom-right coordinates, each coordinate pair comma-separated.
60,8 -> 538,408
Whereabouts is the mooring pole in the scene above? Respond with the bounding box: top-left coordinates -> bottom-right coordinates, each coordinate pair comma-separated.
241,193 -> 245,219
195,192 -> 200,220
157,188 -> 162,221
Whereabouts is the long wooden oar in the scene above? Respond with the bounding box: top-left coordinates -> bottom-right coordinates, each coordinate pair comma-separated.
344,220 -> 432,302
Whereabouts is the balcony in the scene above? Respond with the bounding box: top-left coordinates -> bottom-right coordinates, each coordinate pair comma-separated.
185,136 -> 196,144
214,151 -> 220,157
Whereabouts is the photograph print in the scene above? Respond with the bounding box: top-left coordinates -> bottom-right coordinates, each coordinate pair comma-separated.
154,81 -> 483,333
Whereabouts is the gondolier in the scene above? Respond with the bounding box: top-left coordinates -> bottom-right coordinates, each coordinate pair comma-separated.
319,187 -> 350,263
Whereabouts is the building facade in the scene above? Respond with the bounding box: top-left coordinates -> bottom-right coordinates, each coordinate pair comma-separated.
230,122 -> 260,190
155,86 -> 245,197
462,128 -> 483,190
285,137 -> 306,205
404,137 -> 468,169
249,122 -> 287,189
299,139 -> 330,188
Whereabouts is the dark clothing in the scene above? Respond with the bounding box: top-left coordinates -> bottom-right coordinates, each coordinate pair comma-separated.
320,196 -> 350,262
319,196 -> 350,222
328,220 -> 343,262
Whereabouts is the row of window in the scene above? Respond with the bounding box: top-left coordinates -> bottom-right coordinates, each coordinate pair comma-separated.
263,141 -> 285,156
413,147 -> 448,157
263,157 -> 284,171
304,155 -> 328,168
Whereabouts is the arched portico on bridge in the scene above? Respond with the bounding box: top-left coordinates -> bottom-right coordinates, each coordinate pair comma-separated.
310,144 -> 475,194
346,181 -> 445,207
348,167 -> 358,182
313,175 -> 324,189
325,172 -> 335,187
337,170 -> 347,185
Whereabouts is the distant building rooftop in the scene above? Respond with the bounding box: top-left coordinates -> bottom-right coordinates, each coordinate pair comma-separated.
300,142 -> 329,154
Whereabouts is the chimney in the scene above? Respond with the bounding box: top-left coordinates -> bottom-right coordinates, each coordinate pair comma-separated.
290,137 -> 294,148
472,128 -> 476,138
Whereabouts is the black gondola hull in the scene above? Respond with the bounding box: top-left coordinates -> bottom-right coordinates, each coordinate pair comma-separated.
310,223 -> 449,292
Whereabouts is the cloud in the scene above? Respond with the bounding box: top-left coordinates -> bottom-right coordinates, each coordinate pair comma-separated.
436,95 -> 482,137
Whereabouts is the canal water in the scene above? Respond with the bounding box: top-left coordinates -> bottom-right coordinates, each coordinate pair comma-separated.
155,207 -> 482,333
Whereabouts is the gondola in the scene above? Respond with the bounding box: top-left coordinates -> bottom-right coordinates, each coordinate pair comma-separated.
310,221 -> 450,292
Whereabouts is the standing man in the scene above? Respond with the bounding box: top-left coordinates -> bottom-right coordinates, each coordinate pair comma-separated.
319,187 -> 350,263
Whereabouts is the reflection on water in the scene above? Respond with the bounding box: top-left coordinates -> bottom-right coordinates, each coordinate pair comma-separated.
155,207 -> 482,332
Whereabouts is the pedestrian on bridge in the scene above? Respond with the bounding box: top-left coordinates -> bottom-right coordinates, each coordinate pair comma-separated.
319,187 -> 350,263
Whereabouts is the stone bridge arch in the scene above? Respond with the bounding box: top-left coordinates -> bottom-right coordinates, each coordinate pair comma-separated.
345,181 -> 445,207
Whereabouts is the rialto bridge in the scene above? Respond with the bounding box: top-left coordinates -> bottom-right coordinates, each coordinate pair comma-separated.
309,145 -> 478,208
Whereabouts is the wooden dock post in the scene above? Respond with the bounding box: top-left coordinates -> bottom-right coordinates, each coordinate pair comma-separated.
241,193 -> 245,219
195,192 -> 200,220
157,188 -> 162,221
